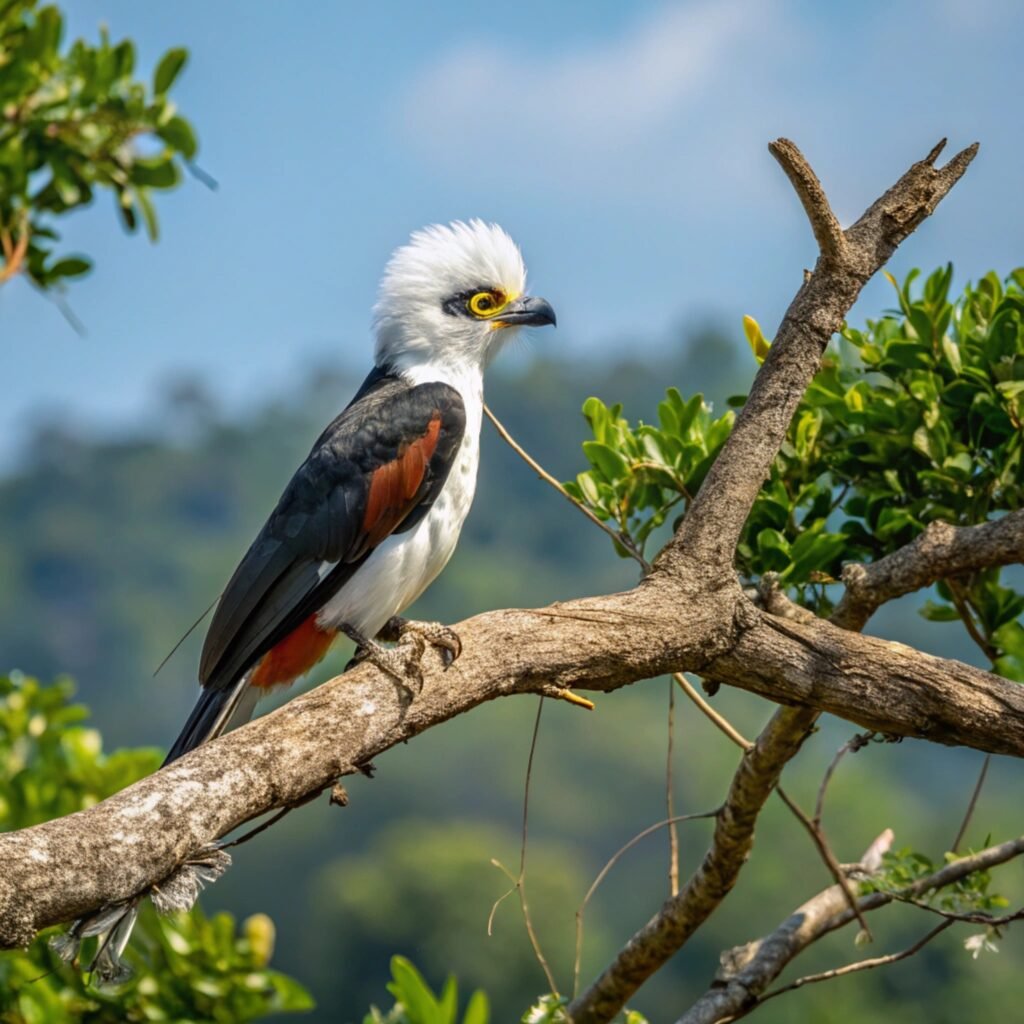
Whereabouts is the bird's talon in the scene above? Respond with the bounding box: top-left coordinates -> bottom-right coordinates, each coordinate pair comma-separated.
380,618 -> 462,669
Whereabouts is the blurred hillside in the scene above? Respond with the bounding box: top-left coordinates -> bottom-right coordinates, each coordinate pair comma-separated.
1,332 -> 1021,1022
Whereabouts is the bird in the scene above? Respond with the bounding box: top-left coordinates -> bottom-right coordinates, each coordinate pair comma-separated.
58,219 -> 556,981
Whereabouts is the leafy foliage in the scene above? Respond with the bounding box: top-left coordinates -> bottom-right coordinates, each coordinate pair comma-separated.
568,268 -> 1024,666
0,673 -> 312,1022
0,1 -> 198,291
860,845 -> 1010,918
363,956 -> 489,1024
564,390 -> 734,560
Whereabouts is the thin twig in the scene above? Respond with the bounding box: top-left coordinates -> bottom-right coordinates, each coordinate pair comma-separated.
673,673 -> 753,750
218,806 -> 293,850
486,698 -> 560,995
572,808 -> 721,997
951,754 -> 991,853
775,786 -> 873,941
892,894 -> 1024,927
814,731 -> 874,827
757,921 -> 954,1006
484,404 -> 652,573
667,681 -> 680,898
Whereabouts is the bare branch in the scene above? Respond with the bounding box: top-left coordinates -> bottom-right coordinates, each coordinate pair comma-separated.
0,138 -> 991,1024
484,404 -> 653,573
573,809 -> 721,997
756,921 -> 954,1007
678,833 -> 1024,1024
662,138 -> 978,570
773,785 -> 873,941
951,754 -> 991,854
568,705 -> 817,1023
767,138 -> 847,265
705,609 -> 1024,755
814,732 -> 875,827
675,830 -> 895,1024
832,512 -> 1024,631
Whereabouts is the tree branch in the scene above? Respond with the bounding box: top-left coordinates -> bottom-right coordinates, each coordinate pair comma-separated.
676,832 -> 1024,1024
755,921 -> 955,1008
567,135 -> 978,1021
705,609 -> 1024,754
832,512 -> 1024,631
662,137 -> 977,571
568,705 -> 817,1023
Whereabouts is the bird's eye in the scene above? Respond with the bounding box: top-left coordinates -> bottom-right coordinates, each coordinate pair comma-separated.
468,290 -> 505,318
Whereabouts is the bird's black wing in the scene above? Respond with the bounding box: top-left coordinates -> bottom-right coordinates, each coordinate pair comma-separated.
198,368 -> 466,693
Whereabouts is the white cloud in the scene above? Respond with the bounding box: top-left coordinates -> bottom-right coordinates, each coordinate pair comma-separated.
400,0 -> 795,202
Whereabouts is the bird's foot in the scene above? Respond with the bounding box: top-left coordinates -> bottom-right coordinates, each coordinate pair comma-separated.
342,618 -> 461,692
377,616 -> 462,669
346,630 -> 428,690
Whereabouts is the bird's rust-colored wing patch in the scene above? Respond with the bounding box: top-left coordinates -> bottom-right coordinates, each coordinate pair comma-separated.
362,412 -> 442,547
251,613 -> 338,689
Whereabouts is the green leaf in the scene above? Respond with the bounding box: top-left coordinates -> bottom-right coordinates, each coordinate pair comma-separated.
136,189 -> 159,242
755,528 -> 790,572
153,47 -> 188,94
463,990 -> 489,1024
919,599 -> 961,622
157,115 -> 198,160
388,956 -> 441,1023
582,441 -> 628,482
49,257 -> 92,279
130,157 -> 181,189
942,334 -> 962,374
574,472 -> 601,508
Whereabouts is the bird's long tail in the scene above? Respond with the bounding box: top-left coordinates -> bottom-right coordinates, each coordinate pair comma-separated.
56,674 -> 257,982
162,672 -> 257,765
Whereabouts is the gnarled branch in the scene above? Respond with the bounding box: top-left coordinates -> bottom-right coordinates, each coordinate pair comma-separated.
677,833 -> 1024,1024
833,511 -> 1024,631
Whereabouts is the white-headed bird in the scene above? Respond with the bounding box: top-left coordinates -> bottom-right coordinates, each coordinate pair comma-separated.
62,220 -> 555,980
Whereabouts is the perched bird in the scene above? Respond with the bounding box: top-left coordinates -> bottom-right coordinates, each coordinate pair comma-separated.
60,219 -> 556,980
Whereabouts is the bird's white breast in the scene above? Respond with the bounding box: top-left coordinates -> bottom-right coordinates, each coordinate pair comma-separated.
317,367 -> 483,639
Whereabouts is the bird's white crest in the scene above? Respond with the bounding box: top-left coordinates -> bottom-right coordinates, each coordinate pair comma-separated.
373,220 -> 527,380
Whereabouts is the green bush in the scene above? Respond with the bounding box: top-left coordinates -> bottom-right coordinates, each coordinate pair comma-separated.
568,267 -> 1024,665
0,673 -> 312,1022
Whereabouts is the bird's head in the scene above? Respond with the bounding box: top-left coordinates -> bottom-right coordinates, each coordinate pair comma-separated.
373,220 -> 556,380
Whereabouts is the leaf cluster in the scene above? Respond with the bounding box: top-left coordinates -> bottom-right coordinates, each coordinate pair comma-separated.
564,390 -> 733,560
860,845 -> 1010,919
567,267 -> 1024,670
0,0 -> 197,290
0,673 -> 312,1023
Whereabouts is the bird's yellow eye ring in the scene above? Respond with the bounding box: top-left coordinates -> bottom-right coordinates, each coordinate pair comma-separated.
468,290 -> 506,318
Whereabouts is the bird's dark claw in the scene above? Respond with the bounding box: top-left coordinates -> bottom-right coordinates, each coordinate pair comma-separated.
378,617 -> 462,669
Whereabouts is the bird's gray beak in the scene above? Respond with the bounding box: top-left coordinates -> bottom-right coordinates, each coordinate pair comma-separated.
494,295 -> 557,328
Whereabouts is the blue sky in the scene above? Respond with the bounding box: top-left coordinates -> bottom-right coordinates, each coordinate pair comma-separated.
2,0 -> 1021,459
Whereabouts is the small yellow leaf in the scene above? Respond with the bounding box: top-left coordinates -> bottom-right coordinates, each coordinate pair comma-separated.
743,314 -> 772,363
